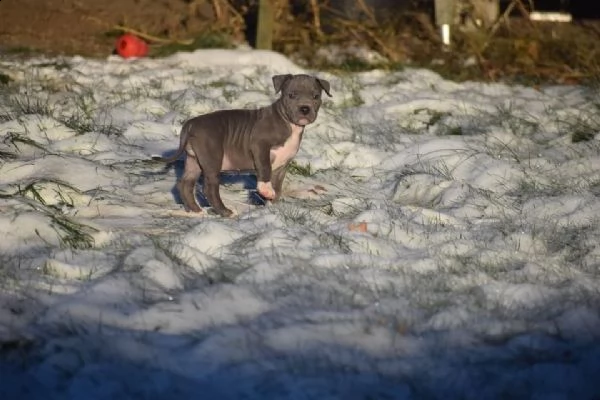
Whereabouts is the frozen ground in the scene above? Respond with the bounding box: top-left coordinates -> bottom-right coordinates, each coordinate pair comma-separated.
1,49 -> 600,399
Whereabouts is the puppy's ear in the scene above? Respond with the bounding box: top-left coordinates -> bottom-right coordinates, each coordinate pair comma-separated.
316,78 -> 332,97
272,74 -> 293,94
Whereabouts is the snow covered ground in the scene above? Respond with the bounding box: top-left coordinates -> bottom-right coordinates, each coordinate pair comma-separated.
1,49 -> 600,399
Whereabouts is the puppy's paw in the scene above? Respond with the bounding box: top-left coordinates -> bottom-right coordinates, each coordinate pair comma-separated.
220,208 -> 236,218
257,181 -> 276,200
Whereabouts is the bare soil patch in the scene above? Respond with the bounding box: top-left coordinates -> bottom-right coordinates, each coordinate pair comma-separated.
0,0 -> 224,57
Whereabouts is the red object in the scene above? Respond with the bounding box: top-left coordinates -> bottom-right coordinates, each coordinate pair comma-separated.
115,34 -> 148,58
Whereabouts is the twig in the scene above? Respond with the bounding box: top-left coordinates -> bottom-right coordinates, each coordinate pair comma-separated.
224,1 -> 244,23
211,0 -> 223,22
487,1 -> 516,39
477,0 -> 537,57
215,0 -> 245,33
405,11 -> 442,43
512,0 -> 534,25
112,25 -> 194,45
355,0 -> 377,23
85,15 -> 193,45
309,0 -> 324,38
339,19 -> 400,62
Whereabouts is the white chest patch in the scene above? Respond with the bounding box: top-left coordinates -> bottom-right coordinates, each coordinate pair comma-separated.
270,124 -> 303,170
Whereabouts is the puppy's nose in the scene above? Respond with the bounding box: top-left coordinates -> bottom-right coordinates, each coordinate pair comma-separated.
299,106 -> 311,115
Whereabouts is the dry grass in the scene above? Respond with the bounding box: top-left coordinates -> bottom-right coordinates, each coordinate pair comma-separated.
227,0 -> 600,85
1,0 -> 598,85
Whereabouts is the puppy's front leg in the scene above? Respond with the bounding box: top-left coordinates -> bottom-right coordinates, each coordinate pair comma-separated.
270,166 -> 287,202
251,141 -> 276,200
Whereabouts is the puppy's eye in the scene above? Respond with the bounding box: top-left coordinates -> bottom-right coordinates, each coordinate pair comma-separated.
313,94 -> 321,100
288,93 -> 296,99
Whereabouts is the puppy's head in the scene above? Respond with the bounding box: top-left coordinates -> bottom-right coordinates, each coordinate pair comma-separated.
273,74 -> 332,126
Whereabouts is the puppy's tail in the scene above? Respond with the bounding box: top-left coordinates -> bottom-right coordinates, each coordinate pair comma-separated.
153,121 -> 192,164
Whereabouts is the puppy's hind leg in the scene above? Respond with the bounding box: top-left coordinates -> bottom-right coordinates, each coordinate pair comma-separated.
178,152 -> 203,213
203,169 -> 233,217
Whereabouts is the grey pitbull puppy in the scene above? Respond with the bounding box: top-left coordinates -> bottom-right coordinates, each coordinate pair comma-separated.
163,74 -> 332,217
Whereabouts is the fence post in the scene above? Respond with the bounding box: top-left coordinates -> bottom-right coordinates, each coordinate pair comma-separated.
256,0 -> 274,50
434,0 -> 456,45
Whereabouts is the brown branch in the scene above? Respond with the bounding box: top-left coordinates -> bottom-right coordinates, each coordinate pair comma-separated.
309,0 -> 324,38
513,0 -> 534,25
211,0 -> 224,22
487,1 -> 516,39
355,0 -> 377,23
338,19 -> 401,62
112,25 -> 193,45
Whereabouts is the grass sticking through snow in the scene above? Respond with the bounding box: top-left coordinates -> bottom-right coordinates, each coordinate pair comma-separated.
287,161 -> 312,177
9,179 -> 97,249
8,95 -> 52,116
3,132 -> 49,153
58,112 -> 121,136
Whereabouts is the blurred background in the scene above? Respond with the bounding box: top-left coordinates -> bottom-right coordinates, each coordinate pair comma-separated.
0,0 -> 598,84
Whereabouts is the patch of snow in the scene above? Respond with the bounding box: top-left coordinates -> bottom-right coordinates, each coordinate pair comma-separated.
1,48 -> 600,399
